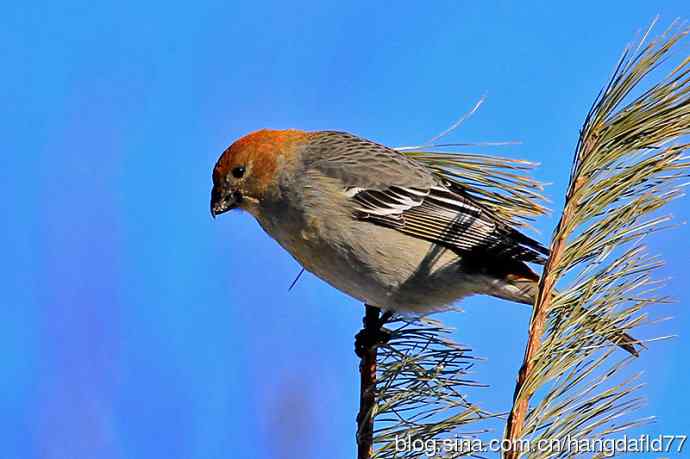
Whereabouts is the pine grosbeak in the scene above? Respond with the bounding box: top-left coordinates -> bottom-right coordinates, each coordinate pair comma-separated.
211,129 -> 638,354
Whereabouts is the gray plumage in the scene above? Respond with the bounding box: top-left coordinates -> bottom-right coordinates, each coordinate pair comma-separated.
211,128 -> 640,354
256,131 -> 546,313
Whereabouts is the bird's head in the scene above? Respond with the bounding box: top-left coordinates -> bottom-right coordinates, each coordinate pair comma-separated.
210,129 -> 312,217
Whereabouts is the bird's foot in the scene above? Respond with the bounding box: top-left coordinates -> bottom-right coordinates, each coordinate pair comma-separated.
354,310 -> 394,358
355,327 -> 391,358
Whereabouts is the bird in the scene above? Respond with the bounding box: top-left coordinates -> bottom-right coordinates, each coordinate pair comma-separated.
210,128 -> 639,356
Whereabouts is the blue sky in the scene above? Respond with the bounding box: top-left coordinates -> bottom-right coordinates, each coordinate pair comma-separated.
3,2 -> 689,458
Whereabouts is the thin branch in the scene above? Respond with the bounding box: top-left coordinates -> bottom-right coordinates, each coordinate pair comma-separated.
504,136 -> 588,459
504,20 -> 690,458
357,305 -> 380,459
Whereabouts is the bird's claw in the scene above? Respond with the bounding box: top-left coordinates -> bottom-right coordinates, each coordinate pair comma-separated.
355,326 -> 391,358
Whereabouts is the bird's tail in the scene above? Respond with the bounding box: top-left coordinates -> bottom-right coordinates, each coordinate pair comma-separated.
494,274 -> 642,357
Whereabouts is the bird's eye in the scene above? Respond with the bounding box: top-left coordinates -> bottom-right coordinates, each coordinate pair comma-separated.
231,166 -> 245,178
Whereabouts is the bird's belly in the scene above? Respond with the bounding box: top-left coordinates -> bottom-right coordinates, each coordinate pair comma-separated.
259,214 -> 482,313
275,230 -> 391,306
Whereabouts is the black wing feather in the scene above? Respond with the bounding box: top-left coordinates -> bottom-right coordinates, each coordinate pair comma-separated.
303,131 -> 548,268
352,182 -> 548,265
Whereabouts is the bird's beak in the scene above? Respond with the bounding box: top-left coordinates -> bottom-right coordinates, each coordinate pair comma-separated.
210,187 -> 241,218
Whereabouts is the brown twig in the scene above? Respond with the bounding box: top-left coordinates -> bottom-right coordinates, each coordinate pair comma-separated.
502,21 -> 690,456
357,305 -> 380,459
503,141 -> 591,458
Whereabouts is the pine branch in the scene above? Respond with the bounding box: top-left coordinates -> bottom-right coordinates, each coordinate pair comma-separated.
357,305 -> 381,459
504,19 -> 690,459
372,315 -> 495,458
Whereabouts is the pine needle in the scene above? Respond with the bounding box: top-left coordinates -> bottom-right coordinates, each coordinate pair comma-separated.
372,316 -> 497,459
504,19 -> 690,458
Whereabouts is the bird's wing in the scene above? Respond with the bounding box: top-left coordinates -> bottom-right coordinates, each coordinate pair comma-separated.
305,131 -> 549,266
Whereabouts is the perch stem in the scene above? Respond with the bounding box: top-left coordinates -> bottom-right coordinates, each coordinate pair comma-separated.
357,305 -> 380,459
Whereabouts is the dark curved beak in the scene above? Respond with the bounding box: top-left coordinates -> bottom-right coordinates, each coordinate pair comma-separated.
210,187 -> 240,218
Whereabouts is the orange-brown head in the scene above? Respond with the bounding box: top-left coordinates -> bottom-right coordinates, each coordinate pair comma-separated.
210,129 -> 313,217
